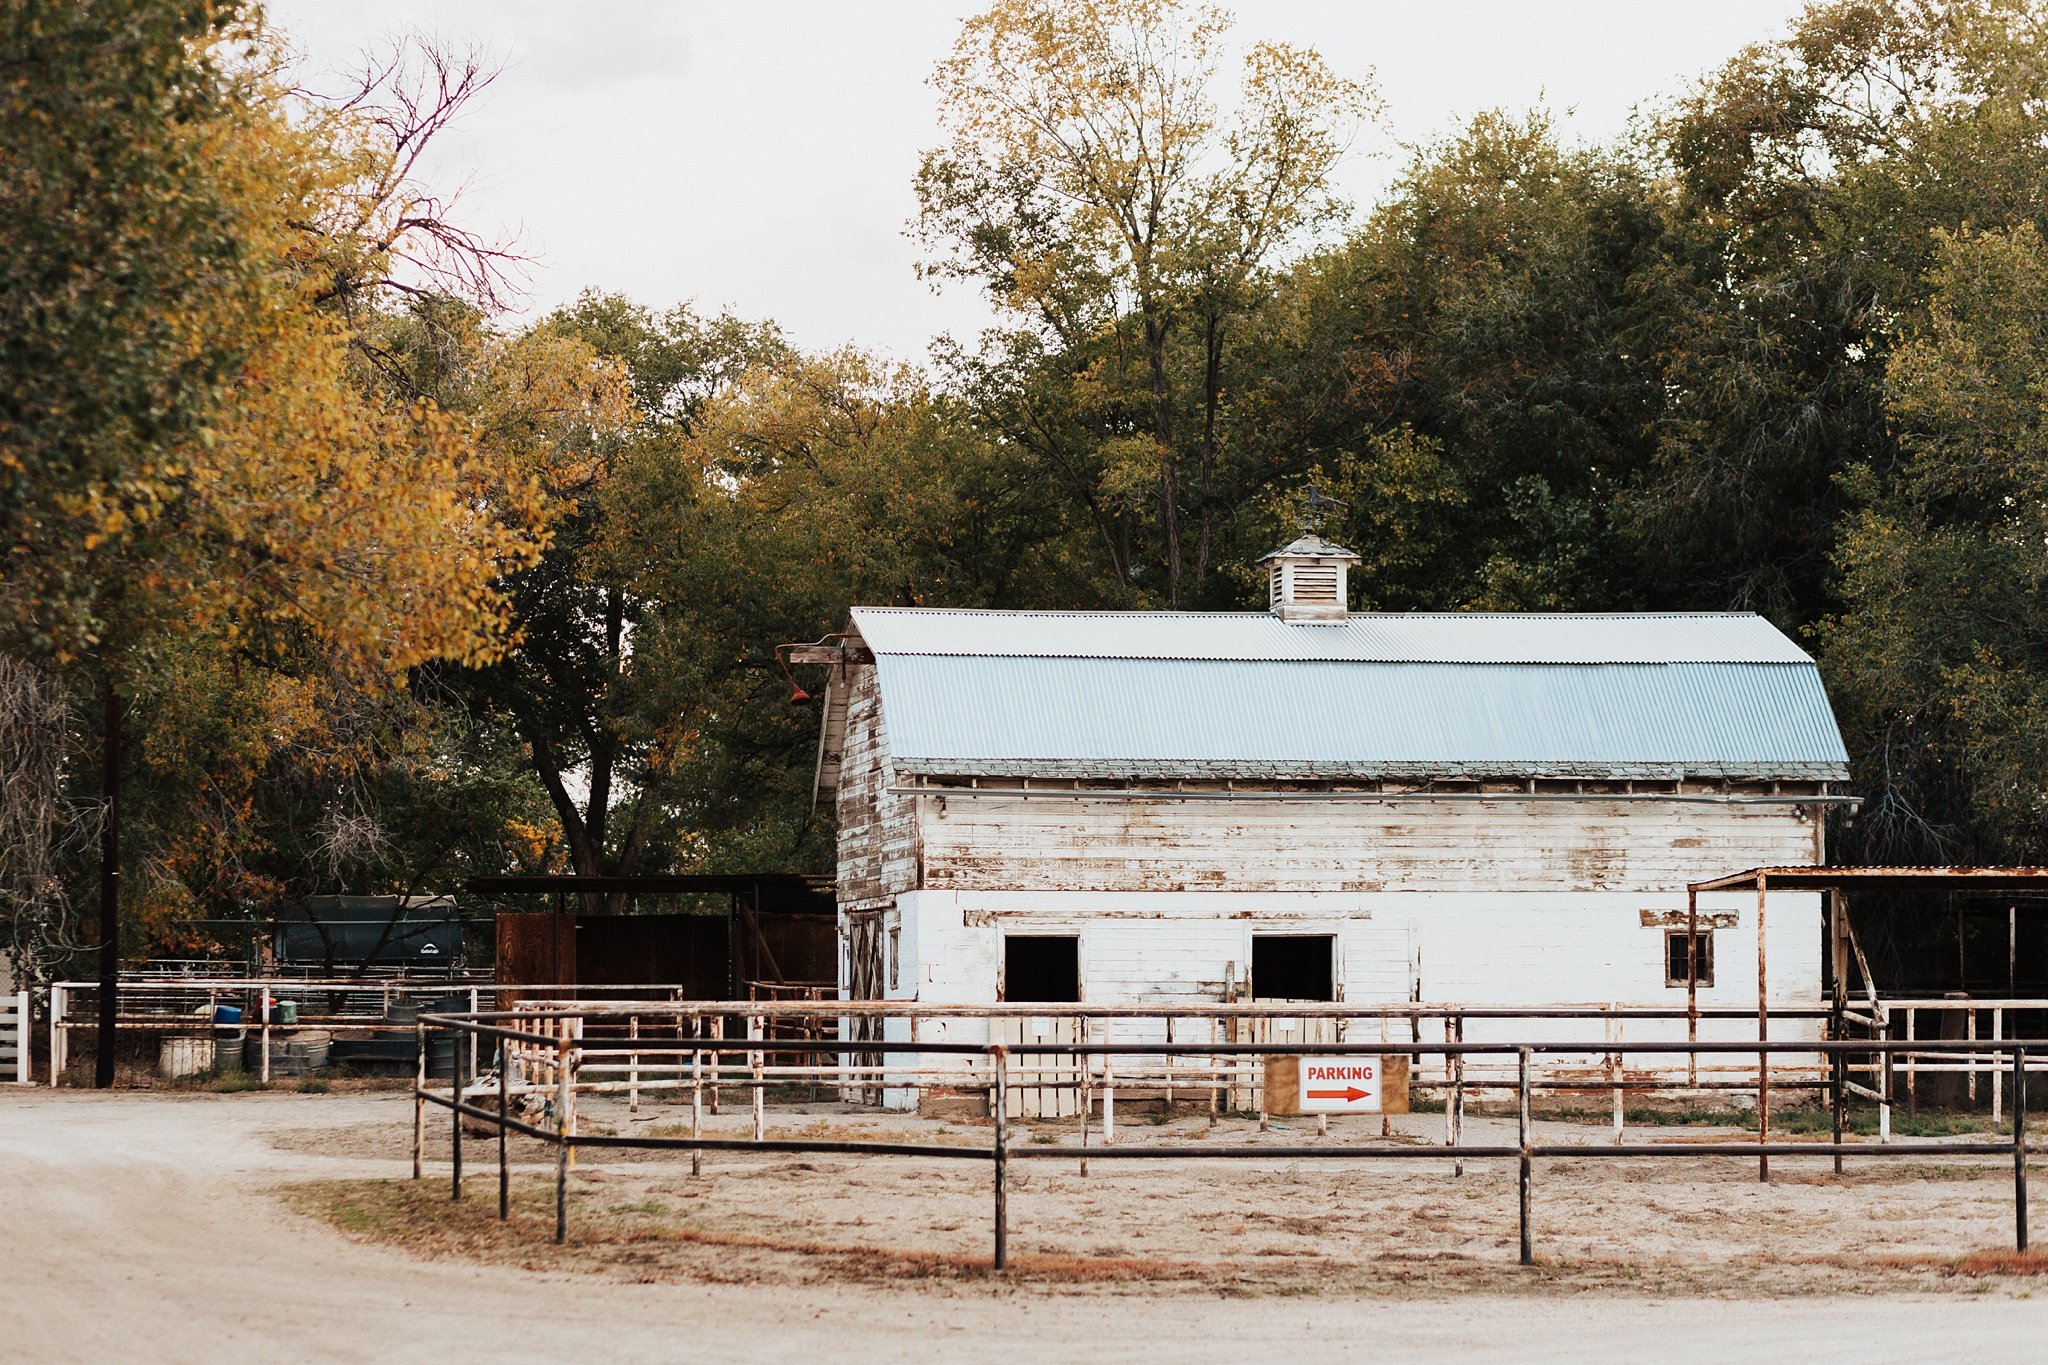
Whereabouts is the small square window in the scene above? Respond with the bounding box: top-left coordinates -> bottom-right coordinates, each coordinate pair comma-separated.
1003,935 -> 1080,1003
1665,930 -> 1713,988
1253,934 -> 1336,1002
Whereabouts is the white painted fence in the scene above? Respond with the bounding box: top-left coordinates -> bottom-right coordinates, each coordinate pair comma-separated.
1,990 -> 28,1084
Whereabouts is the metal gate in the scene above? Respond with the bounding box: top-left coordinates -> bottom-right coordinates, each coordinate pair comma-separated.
992,1015 -> 1083,1117
1,990 -> 28,1084
842,909 -> 887,1103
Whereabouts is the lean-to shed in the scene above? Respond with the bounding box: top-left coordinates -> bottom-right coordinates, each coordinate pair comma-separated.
805,536 -> 1851,1039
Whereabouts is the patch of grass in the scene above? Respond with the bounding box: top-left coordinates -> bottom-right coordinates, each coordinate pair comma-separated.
1765,1106 -> 2003,1138
1531,1102 -> 1746,1128
320,1187 -> 406,1238
204,1072 -> 266,1093
609,1199 -> 669,1216
1860,1248 -> 2048,1278
1635,1106 -> 1757,1127
296,1079 -> 329,1094
285,1176 -> 1205,1285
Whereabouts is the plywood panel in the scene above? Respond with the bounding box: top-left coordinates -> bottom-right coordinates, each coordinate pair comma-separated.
495,912 -> 574,997
1265,1053 -> 1410,1115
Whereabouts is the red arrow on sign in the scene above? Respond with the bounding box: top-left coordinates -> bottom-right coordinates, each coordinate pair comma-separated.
1306,1086 -> 1372,1103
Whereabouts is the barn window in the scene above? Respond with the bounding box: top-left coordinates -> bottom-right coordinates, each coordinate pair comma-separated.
1003,935 -> 1080,1003
1665,930 -> 1714,988
888,926 -> 901,991
1252,934 -> 1335,1002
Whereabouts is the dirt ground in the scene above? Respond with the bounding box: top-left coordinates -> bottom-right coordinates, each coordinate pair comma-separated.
282,1090 -> 2048,1295
7,1086 -> 2048,1362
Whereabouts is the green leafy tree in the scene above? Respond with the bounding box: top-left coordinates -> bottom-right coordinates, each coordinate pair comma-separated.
1229,111 -> 1664,609
1822,225 -> 2048,861
0,6 -> 548,1069
917,0 -> 1375,606
445,292 -> 789,901
1622,0 -> 2048,622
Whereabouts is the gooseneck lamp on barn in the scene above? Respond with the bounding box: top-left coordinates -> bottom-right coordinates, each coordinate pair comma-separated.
774,646 -> 811,705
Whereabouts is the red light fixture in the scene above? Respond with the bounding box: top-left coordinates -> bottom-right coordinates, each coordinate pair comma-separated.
776,648 -> 813,705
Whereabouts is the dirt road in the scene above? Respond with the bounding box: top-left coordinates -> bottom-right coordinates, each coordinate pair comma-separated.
3,1088 -> 2044,1362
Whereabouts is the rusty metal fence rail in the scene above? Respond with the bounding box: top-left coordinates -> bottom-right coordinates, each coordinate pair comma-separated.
40,979 -> 692,1085
411,1007 -> 2043,1270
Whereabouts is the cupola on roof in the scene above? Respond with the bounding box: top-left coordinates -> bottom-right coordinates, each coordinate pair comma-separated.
1258,533 -> 1360,623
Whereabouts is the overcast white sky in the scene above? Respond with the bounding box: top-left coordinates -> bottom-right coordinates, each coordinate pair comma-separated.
270,1 -> 1810,361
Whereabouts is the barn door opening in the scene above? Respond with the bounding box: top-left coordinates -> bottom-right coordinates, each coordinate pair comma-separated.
1252,934 -> 1334,1002
843,910 -> 887,1105
1250,933 -> 1337,1054
1002,935 -> 1080,1002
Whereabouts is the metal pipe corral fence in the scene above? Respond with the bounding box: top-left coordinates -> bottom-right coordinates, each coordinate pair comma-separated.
410,1000 -> 2046,1271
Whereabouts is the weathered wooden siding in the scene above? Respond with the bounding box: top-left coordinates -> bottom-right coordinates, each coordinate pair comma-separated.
914,795 -> 1823,895
833,667 -> 918,912
897,888 -> 1820,1018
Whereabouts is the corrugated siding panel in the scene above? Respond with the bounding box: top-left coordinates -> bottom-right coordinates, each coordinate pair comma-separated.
874,656 -> 1848,780
850,607 -> 1816,664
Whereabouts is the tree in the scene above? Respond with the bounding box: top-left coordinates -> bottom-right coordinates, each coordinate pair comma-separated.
917,0 -> 1376,606
445,293 -> 788,905
1228,110 -> 1665,611
1620,0 -> 2048,624
603,347 -> 1026,873
1822,225 -> 2048,862
1,4 -> 546,1079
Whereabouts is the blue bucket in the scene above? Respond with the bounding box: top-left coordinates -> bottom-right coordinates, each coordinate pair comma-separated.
213,1004 -> 243,1025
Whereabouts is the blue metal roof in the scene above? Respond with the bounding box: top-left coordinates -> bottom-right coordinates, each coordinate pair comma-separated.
849,608 -> 1817,665
851,609 -> 1849,782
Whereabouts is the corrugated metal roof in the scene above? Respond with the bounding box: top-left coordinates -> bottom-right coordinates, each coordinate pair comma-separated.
849,607 -> 1817,665
872,654 -> 1849,781
843,607 -> 1849,782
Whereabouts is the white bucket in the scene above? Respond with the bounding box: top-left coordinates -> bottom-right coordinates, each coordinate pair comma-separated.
159,1036 -> 217,1080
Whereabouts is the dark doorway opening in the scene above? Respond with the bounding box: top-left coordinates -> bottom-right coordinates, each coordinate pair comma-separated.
1253,934 -> 1335,1001
1003,935 -> 1080,1002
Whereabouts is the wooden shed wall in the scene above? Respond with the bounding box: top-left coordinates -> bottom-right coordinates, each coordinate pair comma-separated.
834,666 -> 919,912
911,794 -> 1824,895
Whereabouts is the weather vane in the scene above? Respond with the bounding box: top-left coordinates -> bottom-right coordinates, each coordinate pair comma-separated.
1301,481 -> 1347,536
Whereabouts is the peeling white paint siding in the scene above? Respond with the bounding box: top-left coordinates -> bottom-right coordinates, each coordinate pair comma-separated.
894,890 -> 1816,1016
914,794 -> 1820,894
833,667 -> 918,913
860,888 -> 1819,1106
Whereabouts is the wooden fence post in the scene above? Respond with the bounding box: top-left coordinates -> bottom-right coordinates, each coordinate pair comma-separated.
450,1022 -> 464,1202
555,1021 -> 572,1245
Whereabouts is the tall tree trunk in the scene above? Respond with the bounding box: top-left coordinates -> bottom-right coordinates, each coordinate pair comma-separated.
94,675 -> 121,1089
577,587 -> 629,915
1195,310 -> 1223,594
1144,308 -> 1181,607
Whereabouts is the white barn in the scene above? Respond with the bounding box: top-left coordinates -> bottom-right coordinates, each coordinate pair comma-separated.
808,536 -> 1850,1048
